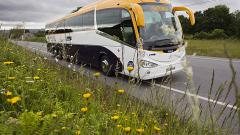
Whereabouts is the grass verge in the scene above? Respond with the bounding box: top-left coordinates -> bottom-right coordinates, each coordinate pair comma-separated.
186,40 -> 240,59
24,36 -> 46,43
0,37 -> 228,134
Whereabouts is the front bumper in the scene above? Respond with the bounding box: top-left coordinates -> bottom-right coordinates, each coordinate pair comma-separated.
139,61 -> 184,80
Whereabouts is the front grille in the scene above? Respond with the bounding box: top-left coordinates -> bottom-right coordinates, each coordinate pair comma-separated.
150,44 -> 179,53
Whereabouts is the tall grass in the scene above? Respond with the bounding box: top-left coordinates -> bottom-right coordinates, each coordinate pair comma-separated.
0,36 -> 239,134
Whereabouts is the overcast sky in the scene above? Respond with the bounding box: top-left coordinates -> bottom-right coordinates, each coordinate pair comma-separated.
0,0 -> 239,29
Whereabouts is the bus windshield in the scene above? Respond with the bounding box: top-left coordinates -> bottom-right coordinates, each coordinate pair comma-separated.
139,4 -> 183,51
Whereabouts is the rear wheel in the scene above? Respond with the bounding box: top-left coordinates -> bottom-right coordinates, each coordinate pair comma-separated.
55,46 -> 63,60
100,56 -> 113,76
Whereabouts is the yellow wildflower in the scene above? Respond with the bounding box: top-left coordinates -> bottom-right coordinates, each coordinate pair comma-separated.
93,72 -> 100,78
117,124 -> 122,128
111,115 -> 119,121
81,107 -> 88,113
154,126 -> 161,132
36,111 -> 43,117
4,91 -> 12,96
3,61 -> 14,65
124,127 -> 131,133
7,96 -> 21,104
76,130 -> 81,135
8,77 -> 16,80
5,48 -> 12,51
33,76 -> 40,80
136,128 -> 144,133
132,112 -> 137,117
154,120 -> 158,124
52,113 -> 58,118
117,89 -> 125,94
83,92 -> 91,99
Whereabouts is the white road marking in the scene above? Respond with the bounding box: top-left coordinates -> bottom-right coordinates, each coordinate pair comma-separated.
155,84 -> 238,110
30,47 -> 48,54
189,56 -> 240,63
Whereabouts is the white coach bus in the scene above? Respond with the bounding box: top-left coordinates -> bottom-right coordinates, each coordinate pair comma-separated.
45,0 -> 195,80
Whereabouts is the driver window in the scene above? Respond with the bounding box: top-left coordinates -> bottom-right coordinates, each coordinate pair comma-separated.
121,10 -> 136,47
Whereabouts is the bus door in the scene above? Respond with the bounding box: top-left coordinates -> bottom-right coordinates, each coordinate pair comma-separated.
121,10 -> 138,77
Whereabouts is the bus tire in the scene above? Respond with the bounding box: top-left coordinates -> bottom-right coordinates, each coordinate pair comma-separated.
100,55 -> 114,76
52,47 -> 58,57
53,45 -> 62,60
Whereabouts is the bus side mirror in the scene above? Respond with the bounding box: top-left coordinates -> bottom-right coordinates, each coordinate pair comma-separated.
131,4 -> 145,27
173,6 -> 195,25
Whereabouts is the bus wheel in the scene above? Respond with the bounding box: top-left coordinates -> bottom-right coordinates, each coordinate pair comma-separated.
56,48 -> 63,60
100,56 -> 113,76
52,47 -> 58,57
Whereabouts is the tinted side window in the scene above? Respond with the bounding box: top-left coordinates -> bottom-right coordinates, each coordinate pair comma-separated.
97,9 -> 122,40
66,15 -> 83,27
96,9 -> 136,46
57,21 -> 64,28
82,11 -> 94,28
97,9 -> 121,26
65,18 -> 72,27
121,10 -> 136,46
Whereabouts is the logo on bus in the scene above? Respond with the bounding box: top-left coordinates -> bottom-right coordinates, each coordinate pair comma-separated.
127,61 -> 134,68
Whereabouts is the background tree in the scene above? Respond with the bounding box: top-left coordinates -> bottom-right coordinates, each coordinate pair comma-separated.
234,11 -> 240,38
9,29 -> 24,39
178,5 -> 239,39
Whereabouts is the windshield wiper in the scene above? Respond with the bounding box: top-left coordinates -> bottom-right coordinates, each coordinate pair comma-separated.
145,39 -> 180,50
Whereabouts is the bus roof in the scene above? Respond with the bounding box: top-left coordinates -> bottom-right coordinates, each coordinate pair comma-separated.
47,0 -> 170,25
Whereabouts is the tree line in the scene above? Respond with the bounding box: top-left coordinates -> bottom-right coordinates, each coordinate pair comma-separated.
179,5 -> 240,39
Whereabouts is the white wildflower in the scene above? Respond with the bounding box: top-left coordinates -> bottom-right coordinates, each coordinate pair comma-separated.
55,58 -> 59,62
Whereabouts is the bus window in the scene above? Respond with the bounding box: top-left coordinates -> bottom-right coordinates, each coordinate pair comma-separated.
97,9 -> 123,41
83,11 -> 94,29
121,10 -> 136,47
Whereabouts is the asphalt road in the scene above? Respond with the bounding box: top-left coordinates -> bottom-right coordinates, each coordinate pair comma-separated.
14,41 -> 240,133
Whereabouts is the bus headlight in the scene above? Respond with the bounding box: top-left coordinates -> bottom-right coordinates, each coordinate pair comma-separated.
140,60 -> 158,68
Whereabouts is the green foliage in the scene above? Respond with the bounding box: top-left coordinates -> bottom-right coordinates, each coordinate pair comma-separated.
179,5 -> 240,39
9,29 -> 24,39
193,29 -> 227,39
24,36 -> 46,43
202,5 -> 233,35
234,11 -> 240,38
211,29 -> 228,39
35,31 -> 45,37
18,111 -> 41,135
193,31 -> 210,39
